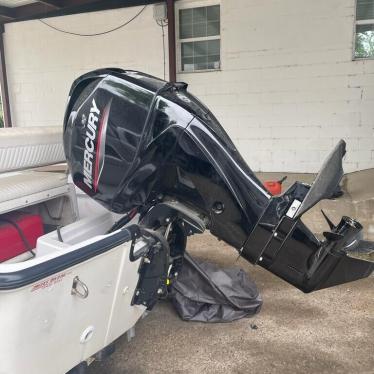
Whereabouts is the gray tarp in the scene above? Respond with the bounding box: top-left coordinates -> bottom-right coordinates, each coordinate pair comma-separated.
171,253 -> 262,322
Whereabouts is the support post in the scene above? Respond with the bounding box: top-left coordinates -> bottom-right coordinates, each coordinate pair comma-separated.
166,0 -> 176,83
0,24 -> 11,127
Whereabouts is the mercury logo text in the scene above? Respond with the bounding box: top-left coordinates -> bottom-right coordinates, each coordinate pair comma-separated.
83,99 -> 100,189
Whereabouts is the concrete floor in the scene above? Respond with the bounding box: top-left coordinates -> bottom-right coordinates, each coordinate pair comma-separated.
88,171 -> 374,374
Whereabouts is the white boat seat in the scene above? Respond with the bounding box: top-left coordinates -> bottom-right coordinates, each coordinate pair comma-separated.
0,126 -> 78,218
0,171 -> 77,216
0,126 -> 65,173
0,171 -> 68,204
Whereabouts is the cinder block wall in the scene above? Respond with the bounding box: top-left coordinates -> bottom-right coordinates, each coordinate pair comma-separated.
178,0 -> 374,172
4,0 -> 374,173
4,5 -> 167,128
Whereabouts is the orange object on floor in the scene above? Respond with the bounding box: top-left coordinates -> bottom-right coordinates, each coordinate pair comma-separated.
264,181 -> 282,195
264,176 -> 287,195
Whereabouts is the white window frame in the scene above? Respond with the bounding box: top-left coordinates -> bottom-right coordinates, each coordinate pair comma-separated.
176,0 -> 221,73
353,0 -> 374,60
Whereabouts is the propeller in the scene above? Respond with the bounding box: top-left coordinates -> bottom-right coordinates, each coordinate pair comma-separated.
320,210 -> 343,242
321,209 -> 336,230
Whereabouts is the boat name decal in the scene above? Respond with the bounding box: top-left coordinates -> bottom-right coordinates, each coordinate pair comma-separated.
31,273 -> 67,292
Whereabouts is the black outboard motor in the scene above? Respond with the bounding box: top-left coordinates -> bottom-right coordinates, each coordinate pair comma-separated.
64,68 -> 373,293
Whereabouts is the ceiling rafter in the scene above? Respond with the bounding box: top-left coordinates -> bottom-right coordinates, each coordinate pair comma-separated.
14,2 -> 65,19
0,6 -> 15,20
0,0 -> 159,24
37,1 -> 63,10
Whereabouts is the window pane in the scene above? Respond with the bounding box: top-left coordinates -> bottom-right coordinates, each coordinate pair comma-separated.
194,40 -> 209,56
182,57 -> 194,72
182,43 -> 193,57
181,40 -> 221,71
196,62 -> 209,70
207,55 -> 220,69
193,7 -> 207,23
207,21 -> 220,37
180,22 -> 193,39
180,9 -> 193,38
195,55 -> 208,70
356,0 -> 374,21
193,22 -> 207,38
355,24 -> 374,58
207,55 -> 220,63
180,8 -> 193,25
207,5 -> 220,21
207,39 -> 220,55
180,5 -> 220,39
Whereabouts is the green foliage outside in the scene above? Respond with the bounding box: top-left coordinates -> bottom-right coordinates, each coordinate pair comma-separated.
355,29 -> 374,59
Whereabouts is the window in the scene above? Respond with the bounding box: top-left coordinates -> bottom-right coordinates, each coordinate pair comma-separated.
355,0 -> 374,59
179,4 -> 220,72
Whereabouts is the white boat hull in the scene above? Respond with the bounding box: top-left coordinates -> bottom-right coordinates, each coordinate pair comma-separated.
0,214 -> 145,374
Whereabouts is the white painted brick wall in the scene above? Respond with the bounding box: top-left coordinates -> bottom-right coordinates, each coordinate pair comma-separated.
4,5 -> 167,128
177,0 -> 374,172
4,0 -> 374,172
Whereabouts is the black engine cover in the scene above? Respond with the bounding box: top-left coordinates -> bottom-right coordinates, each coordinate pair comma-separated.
64,69 -> 193,212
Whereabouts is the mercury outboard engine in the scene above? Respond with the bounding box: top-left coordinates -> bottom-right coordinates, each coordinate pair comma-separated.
64,68 -> 373,296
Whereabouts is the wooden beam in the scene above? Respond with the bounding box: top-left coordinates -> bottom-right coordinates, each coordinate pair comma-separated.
58,0 -> 103,7
166,0 -> 176,83
0,25 -> 12,127
38,0 -> 96,9
13,1 -> 105,20
4,0 -> 159,23
0,16 -> 12,23
14,2 -> 61,19
37,1 -> 62,10
0,6 -> 15,20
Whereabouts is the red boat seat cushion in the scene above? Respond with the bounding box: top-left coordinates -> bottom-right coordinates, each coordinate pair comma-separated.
0,213 -> 44,262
